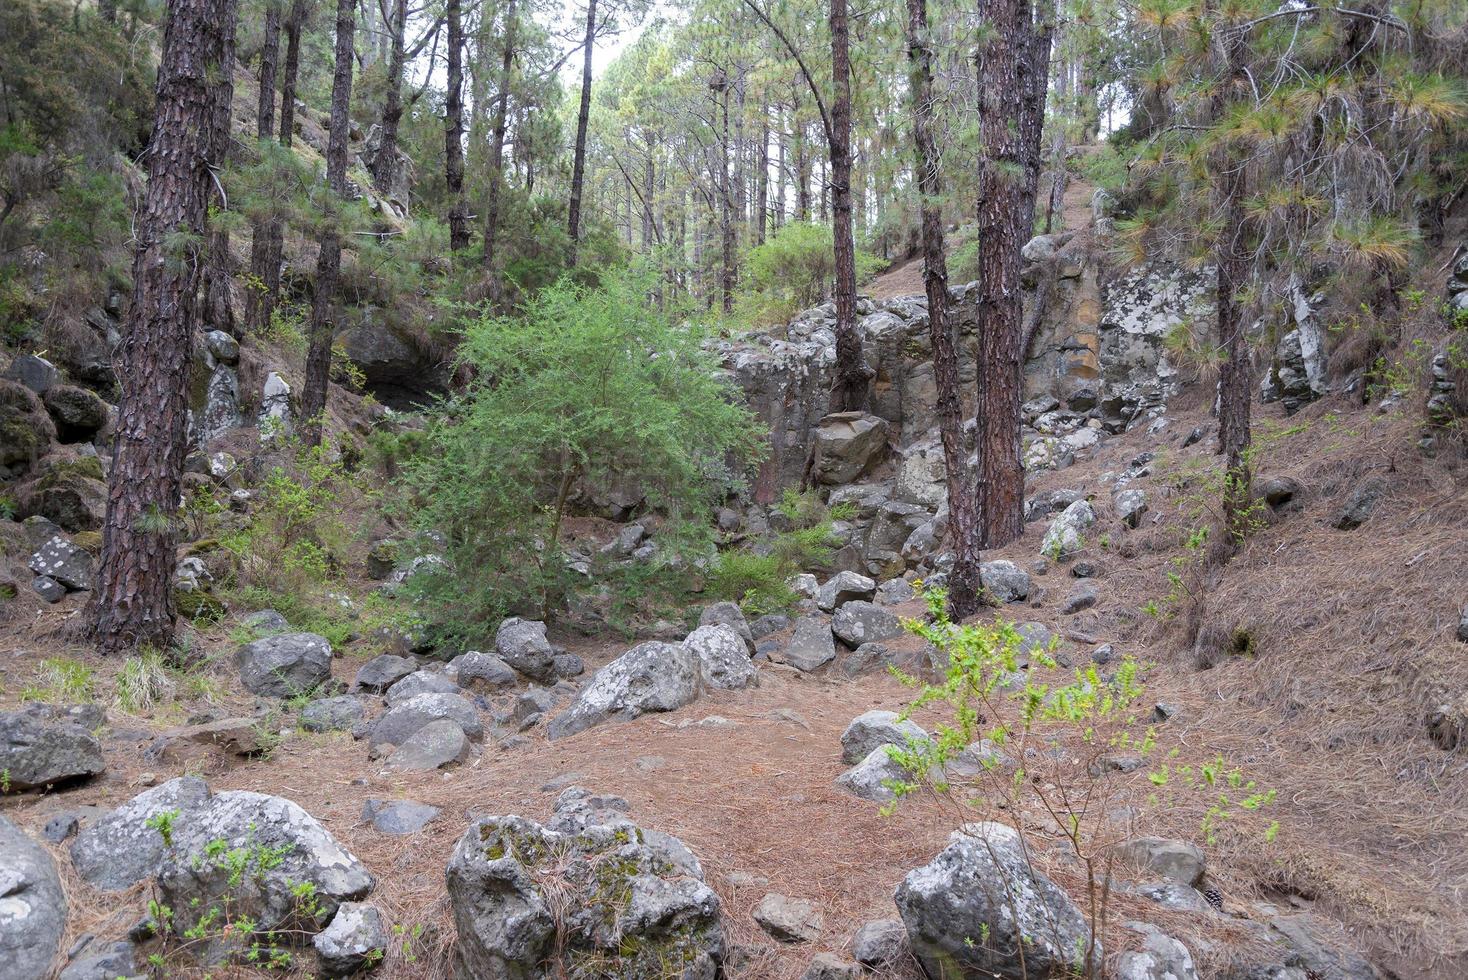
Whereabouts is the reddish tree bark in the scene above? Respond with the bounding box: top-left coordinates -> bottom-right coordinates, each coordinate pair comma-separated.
301,0 -> 357,446
974,0 -> 1052,549
906,0 -> 981,619
89,0 -> 238,654
482,0 -> 519,289
200,8 -> 239,338
445,0 -> 469,252
566,0 -> 598,266
244,0 -> 283,335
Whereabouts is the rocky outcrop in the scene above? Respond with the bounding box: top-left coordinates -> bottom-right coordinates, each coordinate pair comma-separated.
446,788 -> 724,979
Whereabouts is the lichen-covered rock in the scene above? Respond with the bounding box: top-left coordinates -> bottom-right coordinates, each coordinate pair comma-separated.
42,384 -> 110,443
369,693 -> 482,751
450,651 -> 518,692
895,822 -> 1096,979
313,902 -> 388,978
385,669 -> 460,705
28,535 -> 93,591
235,632 -> 333,697
495,617 -> 557,683
0,380 -> 56,478
57,940 -> 142,980
852,918 -> 907,967
352,654 -> 417,694
774,616 -> 838,672
834,745 -> 910,803
1041,499 -> 1096,559
697,601 -> 755,653
1115,922 -> 1199,980
840,710 -> 928,765
683,624 -> 757,690
155,791 -> 374,964
831,600 -> 904,648
301,696 -> 367,733
979,561 -> 1031,603
816,571 -> 877,612
0,706 -> 105,790
70,776 -> 211,891
446,789 -> 724,979
0,815 -> 67,980
1114,837 -> 1205,887
14,456 -> 108,531
753,893 -> 823,943
385,718 -> 470,772
547,642 -> 701,740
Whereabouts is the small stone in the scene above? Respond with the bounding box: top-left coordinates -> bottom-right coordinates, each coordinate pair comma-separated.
385,719 -> 470,772
1092,643 -> 1115,665
1332,477 -> 1386,530
754,893 -> 824,943
852,918 -> 907,967
32,575 -> 66,602
1071,560 -> 1100,578
312,902 -> 388,978
450,651 -> 518,692
634,755 -> 665,772
801,952 -> 859,980
552,652 -> 585,678
1152,702 -> 1179,722
361,799 -> 440,835
1063,584 -> 1099,614
58,940 -> 140,980
43,812 -> 80,843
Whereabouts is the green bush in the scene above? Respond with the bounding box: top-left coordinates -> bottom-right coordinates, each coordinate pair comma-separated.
400,270 -> 762,637
735,222 -> 884,327
708,489 -> 848,616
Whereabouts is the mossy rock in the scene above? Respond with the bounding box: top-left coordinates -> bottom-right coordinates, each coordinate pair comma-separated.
71,530 -> 103,553
176,588 -> 227,624
0,380 -> 56,470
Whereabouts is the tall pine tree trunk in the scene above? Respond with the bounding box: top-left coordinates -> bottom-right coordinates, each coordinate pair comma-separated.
755,107 -> 769,244
89,0 -> 238,654
244,0 -> 282,335
444,0 -> 469,252
974,0 -> 1051,548
200,13 -> 238,338
828,0 -> 869,411
907,0 -> 980,619
715,73 -> 736,314
301,0 -> 357,447
371,0 -> 408,195
483,0 -> 519,291
566,0 -> 598,266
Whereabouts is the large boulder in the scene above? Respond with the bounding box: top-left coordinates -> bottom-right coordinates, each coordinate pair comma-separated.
683,624 -> 757,690
368,692 -> 482,751
0,706 -> 105,790
70,776 -> 212,891
811,412 -> 889,485
831,600 -> 904,648
447,789 -> 724,979
385,718 -> 471,772
816,571 -> 877,612
495,617 -> 557,683
0,815 -> 67,980
0,380 -> 55,478
698,601 -> 755,653
235,632 -> 333,697
840,710 -> 928,765
14,456 -> 107,531
1040,499 -> 1096,559
773,616 -> 838,672
155,791 -> 374,964
895,822 -> 1095,979
547,642 -> 700,740
42,385 -> 109,443
28,535 -> 93,591
980,560 -> 1031,603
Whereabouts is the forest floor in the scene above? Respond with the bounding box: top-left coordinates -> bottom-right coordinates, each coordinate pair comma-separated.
3,383 -> 1466,979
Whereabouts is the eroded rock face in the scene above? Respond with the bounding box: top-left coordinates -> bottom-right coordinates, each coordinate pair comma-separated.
0,815 -> 67,980
1097,263 -> 1213,427
447,788 -> 724,979
70,776 -> 212,891
547,642 -> 701,740
895,822 -> 1096,979
811,412 -> 889,485
155,791 -> 374,964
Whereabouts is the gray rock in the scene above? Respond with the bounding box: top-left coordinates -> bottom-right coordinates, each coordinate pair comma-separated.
1133,881 -> 1212,913
1114,836 -> 1206,887
42,812 -> 80,843
385,669 -> 460,705
386,719 -> 470,771
352,654 -> 417,694
840,710 -> 928,764
43,385 -> 109,443
834,641 -> 925,678
27,536 -> 92,591
362,799 -> 440,835
802,952 -> 859,980
235,632 -> 333,698
241,609 -> 291,634
980,560 -> 1031,603
811,412 -> 888,484
835,745 -> 910,803
852,918 -> 907,967
896,822 -> 1095,980
259,371 -> 293,440
513,686 -> 561,724
699,601 -> 756,652
684,624 -> 758,690
599,522 -> 647,557
1114,488 -> 1148,528
0,815 -> 67,980
875,578 -> 915,605
774,616 -> 838,672
155,791 -> 373,964
70,777 -> 212,891
1265,913 -> 1376,980
301,696 -> 366,733
4,354 -> 58,394
750,613 -> 790,639
547,641 -> 701,740
31,576 -> 65,602
58,940 -> 142,980
1333,477 -> 1386,530
450,651 -> 519,692
0,708 -> 105,790
1015,621 -> 1055,658
1115,922 -> 1199,980
1063,584 -> 1099,614
447,796 -> 724,978
552,652 -> 585,678
314,902 -> 388,978
788,572 -> 820,600
831,600 -> 904,648
816,570 -> 876,612
495,617 -> 557,683
753,893 -> 823,943
1457,606 -> 1467,644
1041,499 -> 1096,559
370,693 -> 482,750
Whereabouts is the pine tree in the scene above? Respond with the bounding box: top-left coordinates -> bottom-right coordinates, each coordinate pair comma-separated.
244,0 -> 283,335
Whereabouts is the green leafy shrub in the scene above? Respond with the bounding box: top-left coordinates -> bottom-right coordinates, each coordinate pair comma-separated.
735,222 -> 884,327
400,270 -> 762,636
708,489 -> 848,615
